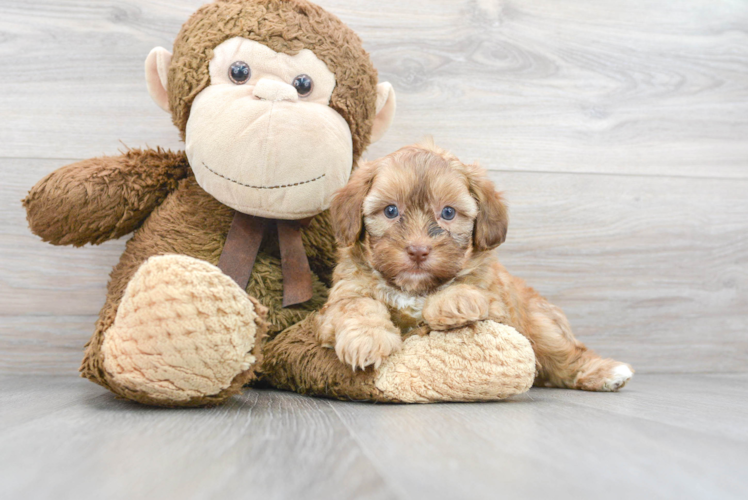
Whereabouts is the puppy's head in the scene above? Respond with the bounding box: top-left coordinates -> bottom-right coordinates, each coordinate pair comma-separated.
331,141 -> 508,294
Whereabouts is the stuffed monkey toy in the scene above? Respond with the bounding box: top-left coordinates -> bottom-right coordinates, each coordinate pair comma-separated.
23,0 -> 536,406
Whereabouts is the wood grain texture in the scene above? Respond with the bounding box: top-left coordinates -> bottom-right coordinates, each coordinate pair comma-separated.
1,0 -> 747,374
494,170 -> 748,373
533,371 -> 748,442
1,373 -> 747,500
331,377 -> 748,500
1,0 -> 747,178
4,159 -> 746,374
0,375 -> 394,500
0,316 -> 99,375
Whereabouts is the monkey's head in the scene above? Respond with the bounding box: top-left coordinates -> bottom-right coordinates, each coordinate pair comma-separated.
145,0 -> 396,219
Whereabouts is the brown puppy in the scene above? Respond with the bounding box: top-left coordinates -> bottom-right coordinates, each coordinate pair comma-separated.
317,142 -> 633,391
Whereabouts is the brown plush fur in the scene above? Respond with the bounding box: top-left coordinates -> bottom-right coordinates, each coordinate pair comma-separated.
23,148 -> 190,247
70,167 -> 333,406
262,313 -> 388,402
22,0 -> 380,406
318,143 -> 633,391
169,0 -> 378,162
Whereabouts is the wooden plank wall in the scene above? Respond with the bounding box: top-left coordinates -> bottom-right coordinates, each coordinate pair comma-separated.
1,0 -> 746,375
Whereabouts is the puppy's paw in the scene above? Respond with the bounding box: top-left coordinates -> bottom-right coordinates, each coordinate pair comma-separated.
335,325 -> 403,371
423,287 -> 490,330
576,361 -> 634,392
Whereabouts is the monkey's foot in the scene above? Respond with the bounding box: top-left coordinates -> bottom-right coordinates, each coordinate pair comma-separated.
101,254 -> 268,406
375,321 -> 536,402
262,318 -> 536,403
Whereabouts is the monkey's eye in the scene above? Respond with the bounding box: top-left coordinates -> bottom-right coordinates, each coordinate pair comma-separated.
384,205 -> 399,219
292,74 -> 314,96
441,206 -> 456,220
229,61 -> 251,84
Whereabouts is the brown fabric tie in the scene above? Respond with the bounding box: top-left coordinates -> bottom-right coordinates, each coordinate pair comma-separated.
217,212 -> 314,308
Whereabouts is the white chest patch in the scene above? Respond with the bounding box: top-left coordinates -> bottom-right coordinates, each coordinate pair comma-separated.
375,281 -> 426,321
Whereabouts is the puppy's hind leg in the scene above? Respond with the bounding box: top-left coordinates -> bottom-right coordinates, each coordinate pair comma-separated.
527,299 -> 633,392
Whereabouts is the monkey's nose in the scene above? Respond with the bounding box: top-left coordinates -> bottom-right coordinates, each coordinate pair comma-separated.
407,245 -> 431,264
253,79 -> 299,102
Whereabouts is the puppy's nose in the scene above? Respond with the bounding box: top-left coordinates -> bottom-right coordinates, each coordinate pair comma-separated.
407,245 -> 431,264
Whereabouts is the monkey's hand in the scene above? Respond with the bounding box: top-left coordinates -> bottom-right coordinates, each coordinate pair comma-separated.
423,284 -> 491,331
317,297 -> 402,371
23,148 -> 190,246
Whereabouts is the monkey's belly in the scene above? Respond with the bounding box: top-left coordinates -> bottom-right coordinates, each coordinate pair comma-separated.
105,176 -> 327,338
388,307 -> 424,334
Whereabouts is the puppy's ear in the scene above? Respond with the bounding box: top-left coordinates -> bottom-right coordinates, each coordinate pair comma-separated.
467,164 -> 509,251
331,161 -> 378,246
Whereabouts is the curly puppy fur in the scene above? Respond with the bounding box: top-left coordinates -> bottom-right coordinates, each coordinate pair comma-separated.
317,142 -> 633,391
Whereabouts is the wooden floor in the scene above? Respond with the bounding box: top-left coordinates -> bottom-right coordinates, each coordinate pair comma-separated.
1,373 -> 746,500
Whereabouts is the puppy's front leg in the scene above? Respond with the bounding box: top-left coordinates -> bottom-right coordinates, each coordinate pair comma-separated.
317,298 -> 402,370
423,284 -> 491,331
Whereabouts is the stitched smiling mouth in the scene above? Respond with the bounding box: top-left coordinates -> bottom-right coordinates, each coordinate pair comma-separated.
202,162 -> 325,190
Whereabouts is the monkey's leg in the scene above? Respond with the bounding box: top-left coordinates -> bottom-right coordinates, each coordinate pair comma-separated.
262,317 -> 536,403
526,299 -> 633,392
82,254 -> 267,407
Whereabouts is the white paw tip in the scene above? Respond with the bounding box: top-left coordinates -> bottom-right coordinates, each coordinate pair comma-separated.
614,364 -> 634,378
605,364 -> 633,391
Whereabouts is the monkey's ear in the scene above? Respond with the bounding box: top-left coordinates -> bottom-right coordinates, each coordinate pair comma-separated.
330,161 -> 378,246
145,47 -> 172,112
369,82 -> 396,144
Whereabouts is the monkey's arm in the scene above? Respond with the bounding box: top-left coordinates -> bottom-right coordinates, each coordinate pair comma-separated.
23,148 -> 190,246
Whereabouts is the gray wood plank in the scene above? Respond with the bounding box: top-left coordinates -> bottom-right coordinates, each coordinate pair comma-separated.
3,158 -> 746,374
0,375 -> 396,500
707,372 -> 748,381
0,0 -> 197,158
0,374 -> 103,429
0,316 -> 96,375
526,373 -> 748,442
1,159 -> 124,319
0,0 -> 747,179
330,380 -> 748,500
493,170 -> 748,373
2,374 -> 746,500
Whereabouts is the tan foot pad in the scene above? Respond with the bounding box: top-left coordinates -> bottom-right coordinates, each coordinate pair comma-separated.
102,254 -> 261,403
375,321 -> 536,403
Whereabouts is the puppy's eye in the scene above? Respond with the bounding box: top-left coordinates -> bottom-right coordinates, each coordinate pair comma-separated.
441,206 -> 456,220
384,205 -> 399,219
292,74 -> 314,96
229,61 -> 251,84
